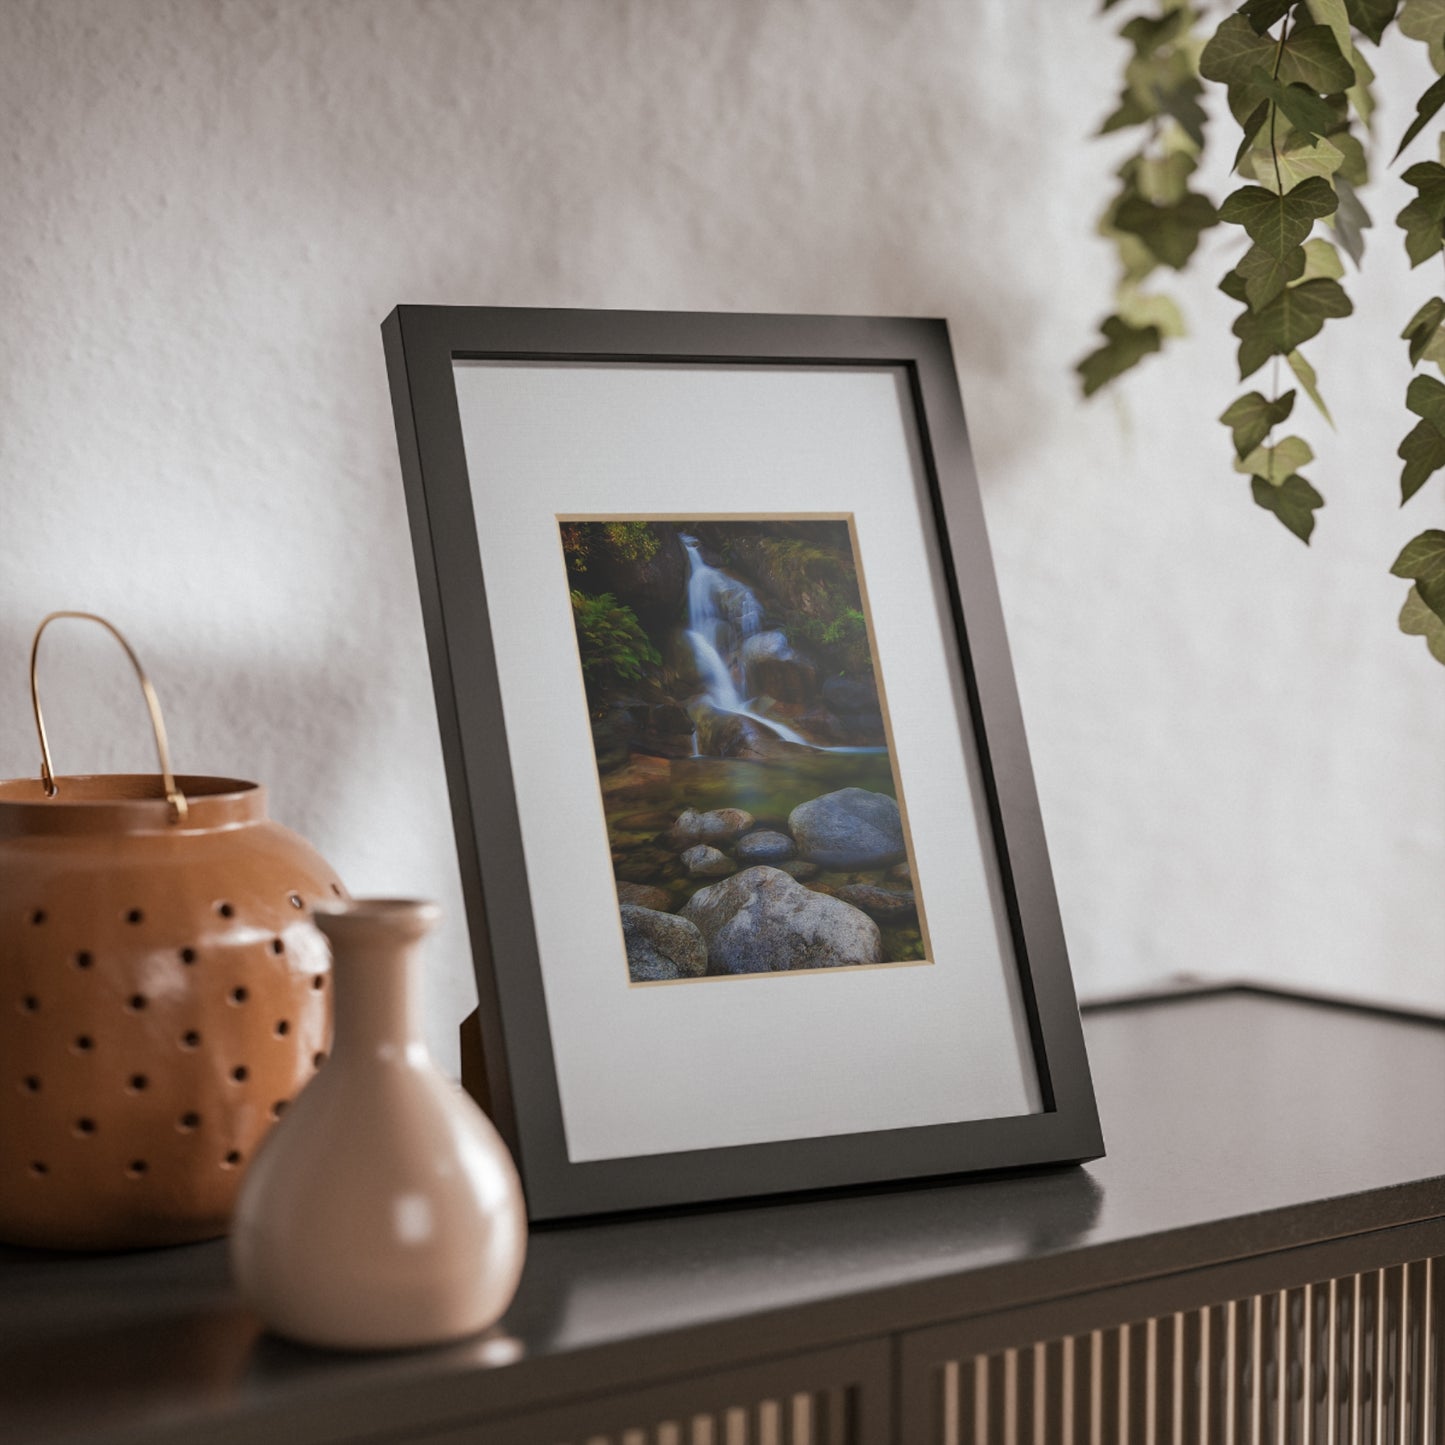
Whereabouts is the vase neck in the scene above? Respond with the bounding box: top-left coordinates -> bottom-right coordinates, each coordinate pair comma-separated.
313,901 -> 439,1061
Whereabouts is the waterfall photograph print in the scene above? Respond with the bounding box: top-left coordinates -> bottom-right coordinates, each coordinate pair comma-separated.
560,514 -> 930,985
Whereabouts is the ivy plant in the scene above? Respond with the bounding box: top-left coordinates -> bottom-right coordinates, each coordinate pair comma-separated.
1081,0 -> 1445,665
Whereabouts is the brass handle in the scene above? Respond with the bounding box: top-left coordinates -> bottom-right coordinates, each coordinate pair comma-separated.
29,612 -> 188,825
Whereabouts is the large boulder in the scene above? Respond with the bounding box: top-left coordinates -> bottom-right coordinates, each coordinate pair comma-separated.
777,858 -> 819,881
741,630 -> 817,704
681,844 -> 735,878
620,904 -> 708,982
733,829 -> 797,864
788,788 -> 905,869
821,674 -> 885,745
670,806 -> 754,848
681,866 -> 881,974
686,699 -> 799,761
834,883 -> 917,922
615,881 -> 672,911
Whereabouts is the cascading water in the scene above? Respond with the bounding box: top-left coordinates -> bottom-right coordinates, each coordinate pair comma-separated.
680,536 -> 813,750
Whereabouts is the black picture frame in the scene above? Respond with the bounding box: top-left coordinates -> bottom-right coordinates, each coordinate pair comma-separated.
382,305 -> 1103,1221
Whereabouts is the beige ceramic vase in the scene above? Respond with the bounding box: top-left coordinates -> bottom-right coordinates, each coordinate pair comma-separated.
229,898 -> 527,1350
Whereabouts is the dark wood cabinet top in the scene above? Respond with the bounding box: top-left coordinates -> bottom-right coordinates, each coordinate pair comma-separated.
3,986 -> 1443,1443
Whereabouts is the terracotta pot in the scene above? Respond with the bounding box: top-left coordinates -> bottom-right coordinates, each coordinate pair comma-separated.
0,613 -> 343,1251
230,899 -> 527,1350
0,774 -> 342,1250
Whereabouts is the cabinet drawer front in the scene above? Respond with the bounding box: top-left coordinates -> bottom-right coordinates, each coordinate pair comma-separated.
903,1247 -> 1444,1445
416,1338 -> 891,1445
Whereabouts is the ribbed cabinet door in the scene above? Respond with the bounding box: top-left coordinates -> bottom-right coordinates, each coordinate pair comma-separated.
412,1338 -> 891,1445
901,1256 -> 1443,1445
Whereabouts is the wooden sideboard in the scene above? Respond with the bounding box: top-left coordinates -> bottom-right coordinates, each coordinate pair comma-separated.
2,985 -> 1442,1444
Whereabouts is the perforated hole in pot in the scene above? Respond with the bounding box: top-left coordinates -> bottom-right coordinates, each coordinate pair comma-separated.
180,1030 -> 201,1050
274,1019 -> 290,1037
73,1035 -> 93,1053
125,1160 -> 147,1179
270,1100 -> 288,1120
74,951 -> 93,970
230,1065 -> 248,1083
228,986 -> 248,1005
270,938 -> 284,955
74,1118 -> 96,1137
20,995 -> 39,1013
177,1112 -> 200,1132
29,910 -> 45,926
124,908 -> 143,925
22,1076 -> 40,1093
215,901 -> 233,919
179,948 -> 196,965
222,1150 -> 242,1168
127,1074 -> 148,1093
126,994 -> 147,1012
29,1161 -> 47,1176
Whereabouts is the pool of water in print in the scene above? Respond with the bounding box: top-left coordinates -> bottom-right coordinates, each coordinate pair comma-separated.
600,750 -> 925,963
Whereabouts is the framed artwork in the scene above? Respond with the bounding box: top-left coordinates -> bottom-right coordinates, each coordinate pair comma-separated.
382,306 -> 1102,1221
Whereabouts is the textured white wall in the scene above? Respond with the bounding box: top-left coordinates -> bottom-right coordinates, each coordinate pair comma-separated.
1,0 -> 1440,1074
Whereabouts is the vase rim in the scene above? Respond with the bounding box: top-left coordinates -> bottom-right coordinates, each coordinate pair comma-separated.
0,775 -> 265,837
312,897 -> 441,939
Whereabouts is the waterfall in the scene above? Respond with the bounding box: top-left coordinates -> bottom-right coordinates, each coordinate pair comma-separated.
680,536 -> 813,750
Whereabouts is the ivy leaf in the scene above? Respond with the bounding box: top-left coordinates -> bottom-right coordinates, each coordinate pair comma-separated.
1393,72 -> 1445,161
1134,151 -> 1197,205
1331,131 -> 1370,188
1398,585 -> 1445,663
1113,192 -> 1220,268
1233,99 -> 1271,173
1346,45 -> 1377,127
1248,68 -> 1342,142
1346,0 -> 1401,45
1401,375 -> 1445,501
1307,0 -> 1356,62
1077,316 -> 1162,397
1406,371 -> 1445,430
1244,132 -> 1346,193
1116,289 -> 1187,337
1402,295 -> 1445,365
1397,162 -> 1445,265
1155,82 -> 1210,150
1235,434 -> 1316,478
1276,24 -> 1357,92
1240,241 -> 1308,306
1100,91 -> 1153,134
1220,267 -> 1250,303
1220,177 -> 1339,257
1389,528 -> 1445,622
1233,277 -> 1354,376
1251,474 -> 1325,542
1220,389 -> 1297,457
1121,11 -> 1193,53
1398,419 -> 1445,501
1239,0 -> 1293,32
1201,15 -> 1278,86
1287,348 -> 1334,423
1297,237 -> 1345,281
1398,0 -> 1445,46
1331,175 -> 1372,266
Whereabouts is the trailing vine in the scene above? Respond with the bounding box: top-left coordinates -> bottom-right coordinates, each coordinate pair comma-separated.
1081,0 -> 1445,666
